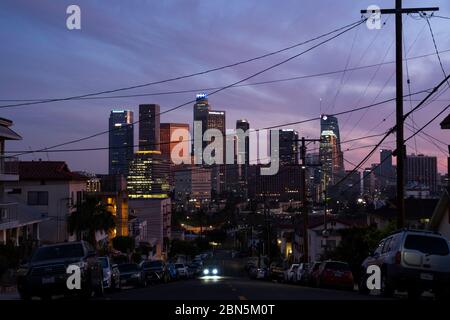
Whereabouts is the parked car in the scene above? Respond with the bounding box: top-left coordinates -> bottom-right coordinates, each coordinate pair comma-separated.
269,262 -> 286,282
313,261 -> 354,291
306,261 -> 322,287
140,260 -> 169,284
167,263 -> 178,281
188,262 -> 202,277
117,263 -> 146,288
360,229 -> 450,299
16,241 -> 104,300
284,264 -> 299,283
98,256 -> 120,291
294,263 -> 310,284
174,263 -> 189,279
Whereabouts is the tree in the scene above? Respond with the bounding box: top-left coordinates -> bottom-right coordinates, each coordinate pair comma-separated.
67,197 -> 116,247
112,236 -> 135,253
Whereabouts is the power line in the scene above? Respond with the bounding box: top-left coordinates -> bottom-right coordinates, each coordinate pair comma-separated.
423,12 -> 450,87
1,47 -> 448,105
332,71 -> 450,191
8,20 -> 368,157
0,19 -> 365,110
8,87 -> 429,156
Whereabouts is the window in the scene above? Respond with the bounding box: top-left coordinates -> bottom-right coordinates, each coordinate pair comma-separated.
382,237 -> 392,254
404,235 -> 450,256
27,191 -> 48,206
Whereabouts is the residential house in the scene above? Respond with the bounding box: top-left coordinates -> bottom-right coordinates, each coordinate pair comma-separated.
0,118 -> 45,248
5,161 -> 87,243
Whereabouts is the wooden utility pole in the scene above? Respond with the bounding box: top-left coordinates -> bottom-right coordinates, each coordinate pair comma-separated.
299,137 -> 322,263
361,1 -> 438,229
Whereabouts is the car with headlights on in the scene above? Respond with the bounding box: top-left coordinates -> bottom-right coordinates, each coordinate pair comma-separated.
16,241 -> 104,300
202,265 -> 220,277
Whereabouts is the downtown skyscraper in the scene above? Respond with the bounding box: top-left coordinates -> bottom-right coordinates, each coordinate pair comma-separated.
139,104 -> 160,151
108,110 -> 134,175
320,114 -> 344,185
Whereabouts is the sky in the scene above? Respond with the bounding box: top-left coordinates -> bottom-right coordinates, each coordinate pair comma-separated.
0,0 -> 449,174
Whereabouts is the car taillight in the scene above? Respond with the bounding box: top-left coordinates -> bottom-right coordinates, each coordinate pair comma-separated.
344,271 -> 353,280
395,251 -> 401,264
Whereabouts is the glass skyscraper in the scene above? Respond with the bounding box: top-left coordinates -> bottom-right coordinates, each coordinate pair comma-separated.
108,110 -> 134,175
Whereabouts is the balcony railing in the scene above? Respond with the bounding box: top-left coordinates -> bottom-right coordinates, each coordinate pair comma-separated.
0,156 -> 18,175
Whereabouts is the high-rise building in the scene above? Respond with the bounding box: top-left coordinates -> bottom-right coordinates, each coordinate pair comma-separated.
236,119 -> 250,165
275,129 -> 299,165
139,104 -> 160,151
160,123 -> 190,163
320,114 -> 344,173
406,154 -> 438,194
363,167 -> 376,197
127,151 -> 170,199
343,170 -> 361,196
379,149 -> 394,178
319,130 -> 340,187
109,110 -> 134,175
193,93 -> 211,161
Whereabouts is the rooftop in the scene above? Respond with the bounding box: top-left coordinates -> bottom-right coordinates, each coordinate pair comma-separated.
18,161 -> 87,181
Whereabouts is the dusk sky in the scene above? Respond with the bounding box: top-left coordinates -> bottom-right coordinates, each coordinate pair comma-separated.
0,0 -> 449,174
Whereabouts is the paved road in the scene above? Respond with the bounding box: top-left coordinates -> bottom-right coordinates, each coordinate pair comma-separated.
102,276 -> 383,300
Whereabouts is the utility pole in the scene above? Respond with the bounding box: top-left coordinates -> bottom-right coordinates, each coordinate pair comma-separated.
299,137 -> 322,263
361,1 -> 438,229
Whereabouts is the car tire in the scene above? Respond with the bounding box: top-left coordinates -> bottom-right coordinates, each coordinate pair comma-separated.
407,288 -> 422,300
19,290 -> 31,301
380,271 -> 394,298
435,287 -> 450,301
94,278 -> 104,297
358,274 -> 370,295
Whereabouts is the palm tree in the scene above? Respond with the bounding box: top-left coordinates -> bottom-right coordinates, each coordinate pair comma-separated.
67,197 -> 116,247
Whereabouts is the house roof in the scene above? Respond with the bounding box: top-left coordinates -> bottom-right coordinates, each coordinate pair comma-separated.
440,114 -> 450,129
294,215 -> 367,236
369,198 -> 439,220
18,161 -> 88,181
0,195 -> 50,231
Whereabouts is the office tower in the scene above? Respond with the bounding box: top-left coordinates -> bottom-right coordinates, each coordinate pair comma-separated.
321,114 -> 344,174
127,151 -> 170,199
193,93 -> 211,160
160,123 -> 190,163
379,149 -> 393,178
207,110 -> 226,194
275,129 -> 299,165
109,110 -> 134,175
406,154 -> 438,194
236,119 -> 250,165
247,164 -> 301,202
363,168 -> 376,196
319,130 -> 340,187
343,170 -> 361,196
139,104 -> 160,151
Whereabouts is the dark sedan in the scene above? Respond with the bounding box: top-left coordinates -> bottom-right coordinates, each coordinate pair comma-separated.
117,263 -> 146,288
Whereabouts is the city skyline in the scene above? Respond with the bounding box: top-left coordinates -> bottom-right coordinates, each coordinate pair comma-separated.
0,0 -> 449,175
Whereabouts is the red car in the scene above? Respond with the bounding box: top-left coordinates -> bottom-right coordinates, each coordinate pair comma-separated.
314,261 -> 354,291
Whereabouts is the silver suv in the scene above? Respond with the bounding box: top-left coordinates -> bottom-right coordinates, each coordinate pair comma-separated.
360,229 -> 450,299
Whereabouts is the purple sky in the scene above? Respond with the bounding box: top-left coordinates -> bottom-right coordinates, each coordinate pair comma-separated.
0,0 -> 449,174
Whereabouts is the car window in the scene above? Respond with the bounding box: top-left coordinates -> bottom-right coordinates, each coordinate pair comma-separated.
374,240 -> 384,255
118,264 -> 138,272
175,263 -> 184,268
324,262 -> 350,271
404,235 -> 450,256
382,237 -> 392,254
99,257 -> 109,268
32,244 -> 84,262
